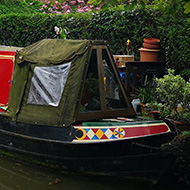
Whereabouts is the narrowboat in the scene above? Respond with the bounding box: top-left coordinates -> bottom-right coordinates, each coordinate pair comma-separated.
0,39 -> 177,183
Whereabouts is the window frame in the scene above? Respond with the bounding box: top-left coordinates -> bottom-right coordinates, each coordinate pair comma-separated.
76,45 -> 135,121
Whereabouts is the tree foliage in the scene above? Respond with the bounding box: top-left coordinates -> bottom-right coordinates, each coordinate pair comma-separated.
184,2 -> 190,22
89,0 -> 149,9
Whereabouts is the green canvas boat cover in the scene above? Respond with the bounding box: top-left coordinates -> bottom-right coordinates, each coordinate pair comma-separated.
5,39 -> 99,127
4,39 -> 135,127
16,39 -> 90,65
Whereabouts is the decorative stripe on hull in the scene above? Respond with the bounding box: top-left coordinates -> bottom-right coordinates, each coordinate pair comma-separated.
73,123 -> 170,142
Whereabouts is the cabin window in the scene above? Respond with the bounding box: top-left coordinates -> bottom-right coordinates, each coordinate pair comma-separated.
27,62 -> 71,107
79,49 -> 101,112
102,49 -> 128,109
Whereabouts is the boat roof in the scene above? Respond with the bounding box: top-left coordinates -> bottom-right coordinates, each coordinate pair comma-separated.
0,45 -> 22,52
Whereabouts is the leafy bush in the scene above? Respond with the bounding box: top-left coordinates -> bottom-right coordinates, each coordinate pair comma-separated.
0,0 -> 43,14
135,86 -> 157,104
150,0 -> 190,78
156,69 -> 190,122
0,12 -> 91,46
134,85 -> 171,118
0,0 -> 189,75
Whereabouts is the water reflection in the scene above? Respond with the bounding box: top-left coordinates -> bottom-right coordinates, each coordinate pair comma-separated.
0,156 -> 186,190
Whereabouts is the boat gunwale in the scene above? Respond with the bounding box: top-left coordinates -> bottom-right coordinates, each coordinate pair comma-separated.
0,125 -> 174,145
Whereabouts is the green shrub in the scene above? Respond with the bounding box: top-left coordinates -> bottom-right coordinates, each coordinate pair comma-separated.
135,86 -> 157,104
0,12 -> 91,46
0,0 -> 43,14
156,69 -> 190,122
0,1 -> 189,75
150,0 -> 190,77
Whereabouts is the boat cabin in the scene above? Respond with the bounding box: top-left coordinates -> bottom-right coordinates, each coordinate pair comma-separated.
2,39 -> 135,127
0,46 -> 22,111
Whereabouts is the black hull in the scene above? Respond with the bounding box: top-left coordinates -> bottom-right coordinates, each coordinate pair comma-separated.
0,116 -> 176,182
0,143 -> 173,183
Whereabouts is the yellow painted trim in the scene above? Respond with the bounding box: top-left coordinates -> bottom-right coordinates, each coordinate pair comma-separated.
75,128 -> 87,140
0,55 -> 15,62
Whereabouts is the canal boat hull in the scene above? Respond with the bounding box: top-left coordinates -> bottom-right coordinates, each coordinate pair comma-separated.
0,115 -> 176,182
0,39 -> 177,183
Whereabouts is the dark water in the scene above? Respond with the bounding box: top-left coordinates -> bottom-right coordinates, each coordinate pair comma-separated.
0,156 -> 187,190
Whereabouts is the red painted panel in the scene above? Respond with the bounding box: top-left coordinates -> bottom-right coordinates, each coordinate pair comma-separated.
0,51 -> 15,110
123,124 -> 169,138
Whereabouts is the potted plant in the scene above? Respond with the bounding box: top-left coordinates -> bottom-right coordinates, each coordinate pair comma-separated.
134,85 -> 170,119
113,39 -> 134,67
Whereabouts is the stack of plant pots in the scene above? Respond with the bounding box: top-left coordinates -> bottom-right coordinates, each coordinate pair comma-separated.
139,38 -> 160,61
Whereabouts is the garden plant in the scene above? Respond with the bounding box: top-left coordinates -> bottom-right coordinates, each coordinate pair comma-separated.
156,69 -> 190,123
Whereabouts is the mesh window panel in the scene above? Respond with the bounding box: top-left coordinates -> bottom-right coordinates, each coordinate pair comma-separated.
27,62 -> 71,107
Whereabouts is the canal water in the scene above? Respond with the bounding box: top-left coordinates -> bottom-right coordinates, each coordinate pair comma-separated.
0,155 -> 187,190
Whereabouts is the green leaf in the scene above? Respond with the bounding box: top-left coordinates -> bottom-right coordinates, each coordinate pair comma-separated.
139,1 -> 145,7
107,0 -> 119,5
184,2 -> 190,14
142,0 -> 148,3
124,3 -> 134,11
131,0 -> 138,7
60,28 -> 67,39
89,0 -> 102,6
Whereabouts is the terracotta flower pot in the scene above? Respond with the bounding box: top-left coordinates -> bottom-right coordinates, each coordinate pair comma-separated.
144,38 -> 160,45
139,48 -> 160,61
143,43 -> 160,49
